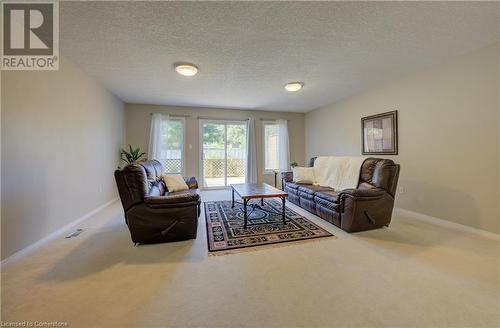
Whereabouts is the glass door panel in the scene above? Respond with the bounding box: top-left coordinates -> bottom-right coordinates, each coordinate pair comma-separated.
202,122 -> 226,188
200,121 -> 247,188
226,123 -> 247,186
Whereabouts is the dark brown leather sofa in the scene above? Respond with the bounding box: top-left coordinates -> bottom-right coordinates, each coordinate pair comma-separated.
282,157 -> 400,232
115,160 -> 200,244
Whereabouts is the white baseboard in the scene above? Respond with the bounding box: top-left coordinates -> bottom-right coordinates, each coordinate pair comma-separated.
394,207 -> 500,241
1,197 -> 119,267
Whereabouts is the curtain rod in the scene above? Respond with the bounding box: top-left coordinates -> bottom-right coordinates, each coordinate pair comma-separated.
149,113 -> 190,117
260,118 -> 290,121
197,116 -> 249,121
197,117 -> 290,121
148,113 -> 288,121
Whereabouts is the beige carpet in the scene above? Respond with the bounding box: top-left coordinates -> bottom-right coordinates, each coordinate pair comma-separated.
2,190 -> 499,328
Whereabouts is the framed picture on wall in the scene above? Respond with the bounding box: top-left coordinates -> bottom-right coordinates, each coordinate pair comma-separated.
361,110 -> 398,155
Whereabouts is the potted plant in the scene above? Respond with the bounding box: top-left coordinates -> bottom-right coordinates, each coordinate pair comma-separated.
120,145 -> 146,166
289,161 -> 298,168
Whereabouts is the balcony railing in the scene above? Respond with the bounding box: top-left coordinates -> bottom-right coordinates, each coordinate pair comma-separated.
203,158 -> 245,178
163,159 -> 182,174
160,158 -> 246,179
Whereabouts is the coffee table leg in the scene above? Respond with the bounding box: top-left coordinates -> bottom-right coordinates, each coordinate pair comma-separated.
243,198 -> 248,229
282,197 -> 286,225
261,198 -> 264,206
231,188 -> 235,208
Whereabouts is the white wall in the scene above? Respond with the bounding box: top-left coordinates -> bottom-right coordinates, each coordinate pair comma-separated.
1,57 -> 125,260
125,104 -> 305,186
305,43 -> 500,234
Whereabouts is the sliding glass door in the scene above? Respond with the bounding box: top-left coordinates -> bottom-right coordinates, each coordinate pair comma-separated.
200,120 -> 247,188
201,122 -> 226,188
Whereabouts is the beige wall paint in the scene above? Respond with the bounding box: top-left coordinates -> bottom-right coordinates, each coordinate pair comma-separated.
306,43 -> 500,234
125,104 -> 305,186
1,58 -> 125,260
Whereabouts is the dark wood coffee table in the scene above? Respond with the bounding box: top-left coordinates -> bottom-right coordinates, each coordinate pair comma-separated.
231,183 -> 288,229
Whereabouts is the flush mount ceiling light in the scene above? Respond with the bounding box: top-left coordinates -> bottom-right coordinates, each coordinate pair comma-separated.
174,63 -> 198,76
285,82 -> 304,92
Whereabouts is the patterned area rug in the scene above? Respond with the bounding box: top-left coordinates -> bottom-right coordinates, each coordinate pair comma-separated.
205,199 -> 334,254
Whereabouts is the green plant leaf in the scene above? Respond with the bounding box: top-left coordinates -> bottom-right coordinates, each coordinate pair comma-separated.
120,145 -> 145,164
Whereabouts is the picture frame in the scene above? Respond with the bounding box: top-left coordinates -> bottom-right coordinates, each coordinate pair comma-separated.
361,110 -> 398,155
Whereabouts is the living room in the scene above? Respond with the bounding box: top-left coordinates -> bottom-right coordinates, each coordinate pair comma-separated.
2,2 -> 499,327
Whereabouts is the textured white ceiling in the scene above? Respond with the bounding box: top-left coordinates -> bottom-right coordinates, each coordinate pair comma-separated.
60,1 -> 499,112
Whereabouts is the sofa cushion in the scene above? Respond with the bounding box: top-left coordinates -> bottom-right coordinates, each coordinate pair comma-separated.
360,158 -> 378,184
358,182 -> 375,190
148,180 -> 165,197
301,198 -> 316,213
184,176 -> 199,189
298,184 -> 334,195
287,193 -> 300,206
115,164 -> 149,211
140,160 -> 160,181
314,191 -> 340,203
146,189 -> 200,205
285,182 -> 300,189
298,191 -> 314,201
285,185 -> 300,196
308,157 -> 317,167
359,158 -> 399,196
315,205 -> 340,227
315,196 -> 339,211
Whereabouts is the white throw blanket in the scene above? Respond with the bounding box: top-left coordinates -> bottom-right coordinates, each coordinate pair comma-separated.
313,156 -> 365,191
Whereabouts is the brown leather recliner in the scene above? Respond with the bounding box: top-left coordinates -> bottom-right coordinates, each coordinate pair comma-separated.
114,160 -> 200,244
282,157 -> 400,232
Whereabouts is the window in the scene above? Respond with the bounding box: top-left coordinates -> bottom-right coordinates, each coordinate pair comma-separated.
264,122 -> 279,171
159,118 -> 185,174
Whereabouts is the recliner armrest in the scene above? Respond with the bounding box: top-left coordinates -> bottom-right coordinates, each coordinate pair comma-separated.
183,176 -> 199,189
144,192 -> 200,208
337,188 -> 395,232
281,171 -> 293,183
338,188 -> 386,199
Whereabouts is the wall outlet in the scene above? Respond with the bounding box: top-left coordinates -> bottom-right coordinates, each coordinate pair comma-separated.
398,186 -> 406,195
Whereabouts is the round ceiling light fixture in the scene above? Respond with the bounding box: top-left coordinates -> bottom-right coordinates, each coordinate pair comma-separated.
285,82 -> 304,92
174,63 -> 198,77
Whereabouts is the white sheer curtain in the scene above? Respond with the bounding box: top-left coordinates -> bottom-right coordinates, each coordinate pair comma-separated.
246,118 -> 258,183
277,119 -> 290,171
148,113 -> 169,160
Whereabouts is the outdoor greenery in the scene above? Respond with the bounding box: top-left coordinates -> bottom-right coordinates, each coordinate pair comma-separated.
202,123 -> 246,151
227,124 -> 246,149
162,120 -> 183,149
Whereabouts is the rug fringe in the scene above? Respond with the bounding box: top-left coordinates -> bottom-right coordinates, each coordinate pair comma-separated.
208,235 -> 336,256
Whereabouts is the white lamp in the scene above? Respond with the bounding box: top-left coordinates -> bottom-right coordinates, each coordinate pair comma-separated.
285,82 -> 304,92
175,63 -> 198,77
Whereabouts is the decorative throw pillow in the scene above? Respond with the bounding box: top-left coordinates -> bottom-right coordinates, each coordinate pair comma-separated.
292,167 -> 315,184
160,174 -> 189,192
